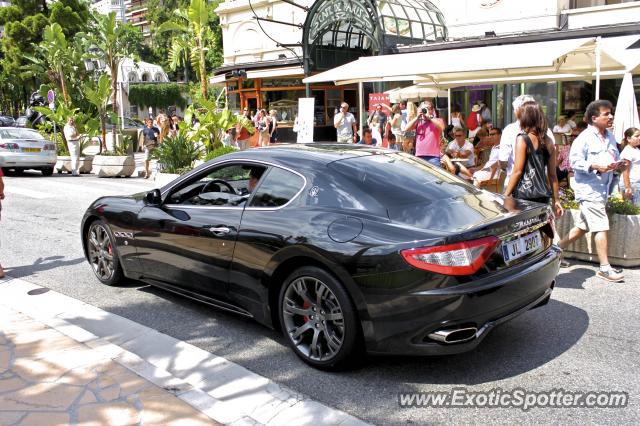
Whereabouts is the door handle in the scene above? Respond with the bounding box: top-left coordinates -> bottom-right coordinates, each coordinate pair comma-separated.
209,226 -> 230,235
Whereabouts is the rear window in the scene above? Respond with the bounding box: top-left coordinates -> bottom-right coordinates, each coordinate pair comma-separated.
328,152 -> 478,205
327,152 -> 494,226
0,128 -> 44,140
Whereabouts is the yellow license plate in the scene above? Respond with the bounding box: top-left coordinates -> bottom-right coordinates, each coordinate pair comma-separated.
22,148 -> 41,152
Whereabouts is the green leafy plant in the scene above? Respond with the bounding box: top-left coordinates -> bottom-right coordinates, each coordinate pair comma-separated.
559,187 -> 579,210
560,188 -> 640,215
183,101 -> 253,152
128,83 -> 187,109
204,145 -> 237,162
152,132 -> 201,174
607,193 -> 640,215
100,135 -> 131,156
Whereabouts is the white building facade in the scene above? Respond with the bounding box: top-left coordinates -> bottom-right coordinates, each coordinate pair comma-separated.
213,0 -> 640,141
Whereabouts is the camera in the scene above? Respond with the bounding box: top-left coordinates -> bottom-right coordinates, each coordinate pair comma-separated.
421,108 -> 428,115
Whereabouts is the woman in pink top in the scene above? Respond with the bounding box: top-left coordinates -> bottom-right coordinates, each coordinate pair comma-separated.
404,101 -> 445,167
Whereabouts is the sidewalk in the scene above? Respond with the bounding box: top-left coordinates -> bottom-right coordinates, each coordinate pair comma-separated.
0,304 -> 216,426
0,277 -> 368,426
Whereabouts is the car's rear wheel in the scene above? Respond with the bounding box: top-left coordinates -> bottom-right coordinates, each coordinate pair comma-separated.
86,220 -> 124,286
279,266 -> 362,370
41,167 -> 54,176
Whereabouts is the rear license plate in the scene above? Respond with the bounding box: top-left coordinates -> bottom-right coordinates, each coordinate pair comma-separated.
22,148 -> 41,152
502,231 -> 542,262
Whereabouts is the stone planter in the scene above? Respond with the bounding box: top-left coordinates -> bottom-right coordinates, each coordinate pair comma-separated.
55,156 -> 94,174
91,155 -> 136,178
154,172 -> 181,188
556,209 -> 640,267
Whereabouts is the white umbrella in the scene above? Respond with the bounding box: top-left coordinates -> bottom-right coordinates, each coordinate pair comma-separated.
613,72 -> 640,143
385,85 -> 448,103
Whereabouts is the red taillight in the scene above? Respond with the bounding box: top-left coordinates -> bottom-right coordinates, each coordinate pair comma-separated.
0,143 -> 19,151
401,236 -> 500,276
43,143 -> 56,151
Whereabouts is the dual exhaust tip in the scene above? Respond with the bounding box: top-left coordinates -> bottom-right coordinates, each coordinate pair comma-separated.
428,327 -> 478,344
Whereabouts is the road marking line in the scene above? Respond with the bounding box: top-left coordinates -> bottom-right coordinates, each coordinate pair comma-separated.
4,187 -> 51,199
0,276 -> 369,426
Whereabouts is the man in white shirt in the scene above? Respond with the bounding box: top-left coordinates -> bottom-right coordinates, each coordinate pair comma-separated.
446,127 -> 475,167
334,102 -> 357,143
499,95 -> 555,188
553,116 -> 572,134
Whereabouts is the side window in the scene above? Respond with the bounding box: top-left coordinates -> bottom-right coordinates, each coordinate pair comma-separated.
249,167 -> 304,208
167,163 -> 266,206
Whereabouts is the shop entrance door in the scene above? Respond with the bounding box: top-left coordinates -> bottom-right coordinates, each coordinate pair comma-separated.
244,95 -> 258,118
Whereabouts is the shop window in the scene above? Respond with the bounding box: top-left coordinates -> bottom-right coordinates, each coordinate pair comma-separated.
241,79 -> 255,89
571,0 -> 636,8
264,90 -> 305,124
227,92 -> 240,112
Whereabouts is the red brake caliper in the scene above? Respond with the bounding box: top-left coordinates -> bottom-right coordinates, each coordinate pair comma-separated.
108,244 -> 113,255
302,301 -> 310,323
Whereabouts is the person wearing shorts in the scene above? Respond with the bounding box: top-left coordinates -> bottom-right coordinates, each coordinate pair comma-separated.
142,118 -> 160,179
558,100 -> 626,282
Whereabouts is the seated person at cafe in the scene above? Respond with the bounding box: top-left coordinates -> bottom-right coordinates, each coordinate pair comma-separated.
357,128 -> 378,146
441,154 -> 473,180
556,121 -> 587,182
553,116 -> 572,134
473,144 -> 501,187
446,127 -> 475,167
472,121 -> 492,146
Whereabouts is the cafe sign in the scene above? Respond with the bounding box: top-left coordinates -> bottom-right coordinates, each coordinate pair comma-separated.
308,0 -> 377,43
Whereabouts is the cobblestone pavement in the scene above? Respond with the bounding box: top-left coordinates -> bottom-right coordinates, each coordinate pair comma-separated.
0,305 -> 217,426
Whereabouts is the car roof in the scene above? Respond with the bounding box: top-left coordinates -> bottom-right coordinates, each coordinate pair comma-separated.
222,144 -> 386,169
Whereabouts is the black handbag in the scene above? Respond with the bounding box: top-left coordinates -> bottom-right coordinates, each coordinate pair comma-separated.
513,133 -> 551,201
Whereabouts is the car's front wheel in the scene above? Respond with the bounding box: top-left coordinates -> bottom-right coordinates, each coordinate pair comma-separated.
86,220 -> 124,286
279,266 -> 362,370
41,167 -> 54,176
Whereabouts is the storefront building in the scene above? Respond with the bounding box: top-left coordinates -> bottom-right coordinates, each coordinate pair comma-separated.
213,0 -> 640,141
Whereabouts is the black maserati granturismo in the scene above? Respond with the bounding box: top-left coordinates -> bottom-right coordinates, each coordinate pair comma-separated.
81,144 -> 560,370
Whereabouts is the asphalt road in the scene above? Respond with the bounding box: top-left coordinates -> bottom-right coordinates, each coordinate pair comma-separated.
1,171 -> 638,425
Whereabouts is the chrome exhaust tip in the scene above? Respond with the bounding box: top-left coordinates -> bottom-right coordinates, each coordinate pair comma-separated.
428,327 -> 478,344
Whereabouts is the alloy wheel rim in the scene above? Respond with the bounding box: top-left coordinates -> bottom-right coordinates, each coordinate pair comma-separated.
88,224 -> 115,281
282,277 -> 345,361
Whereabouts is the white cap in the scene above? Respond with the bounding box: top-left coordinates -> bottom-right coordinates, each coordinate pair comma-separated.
512,94 -> 536,112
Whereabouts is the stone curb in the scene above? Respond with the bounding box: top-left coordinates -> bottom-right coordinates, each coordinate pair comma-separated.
0,276 -> 369,426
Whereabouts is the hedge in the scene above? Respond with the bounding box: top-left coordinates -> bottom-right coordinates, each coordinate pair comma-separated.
128,83 -> 187,109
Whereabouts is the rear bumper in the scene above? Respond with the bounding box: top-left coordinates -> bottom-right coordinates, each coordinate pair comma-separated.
364,246 -> 560,355
0,153 -> 57,168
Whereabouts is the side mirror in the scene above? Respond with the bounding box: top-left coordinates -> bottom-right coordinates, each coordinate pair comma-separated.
146,189 -> 162,205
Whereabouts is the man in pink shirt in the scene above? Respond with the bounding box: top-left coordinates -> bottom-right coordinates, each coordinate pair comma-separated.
405,101 -> 445,167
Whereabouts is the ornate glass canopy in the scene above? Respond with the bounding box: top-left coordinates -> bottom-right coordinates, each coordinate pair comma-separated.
303,0 -> 448,72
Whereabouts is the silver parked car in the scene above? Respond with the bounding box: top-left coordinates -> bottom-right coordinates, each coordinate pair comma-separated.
0,128 -> 57,176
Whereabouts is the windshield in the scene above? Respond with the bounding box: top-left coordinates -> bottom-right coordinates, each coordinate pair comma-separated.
0,128 -> 44,140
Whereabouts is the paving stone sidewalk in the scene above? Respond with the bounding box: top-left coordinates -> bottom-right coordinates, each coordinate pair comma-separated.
0,305 -> 217,426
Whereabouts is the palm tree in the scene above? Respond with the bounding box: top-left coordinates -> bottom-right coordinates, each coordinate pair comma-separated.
88,12 -> 132,147
84,74 -> 112,154
158,0 -> 214,100
22,23 -> 74,105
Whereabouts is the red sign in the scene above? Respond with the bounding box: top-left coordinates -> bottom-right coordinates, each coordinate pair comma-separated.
368,93 -> 390,113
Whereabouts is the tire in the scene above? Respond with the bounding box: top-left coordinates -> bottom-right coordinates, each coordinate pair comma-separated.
41,167 -> 54,176
86,220 -> 125,286
278,266 -> 363,370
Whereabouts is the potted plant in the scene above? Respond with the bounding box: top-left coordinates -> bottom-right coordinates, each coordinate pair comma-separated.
92,136 -> 136,178
54,136 -> 95,174
153,132 -> 202,187
556,188 -> 640,266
